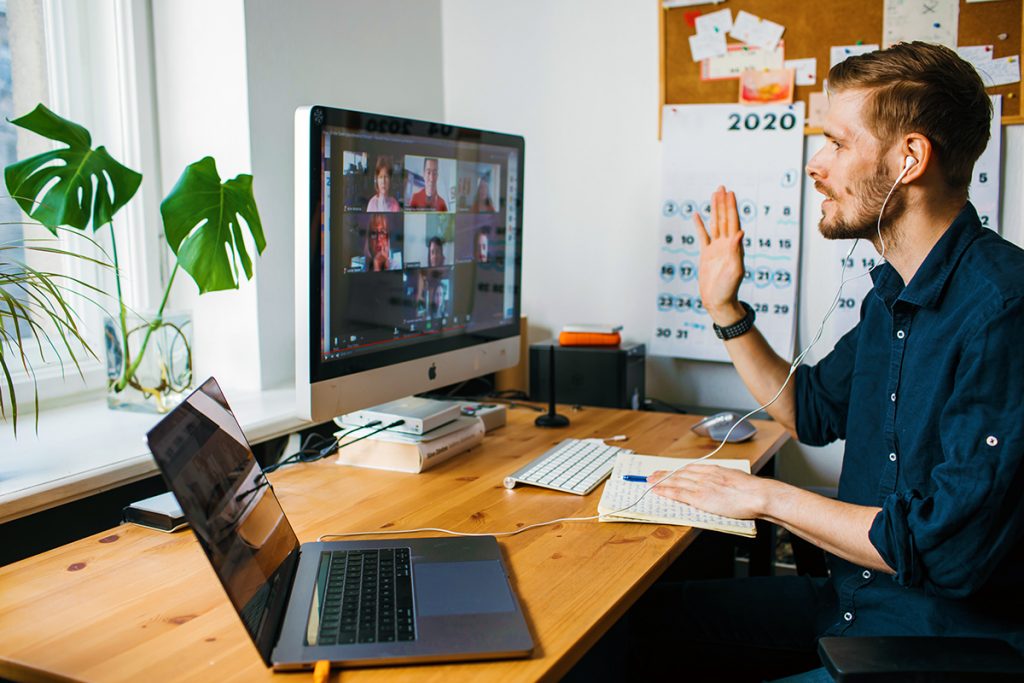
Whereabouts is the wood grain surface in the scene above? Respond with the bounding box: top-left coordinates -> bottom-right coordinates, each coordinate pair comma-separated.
0,405 -> 788,683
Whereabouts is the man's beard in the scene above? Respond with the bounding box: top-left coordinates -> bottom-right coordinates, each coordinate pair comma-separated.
817,160 -> 907,244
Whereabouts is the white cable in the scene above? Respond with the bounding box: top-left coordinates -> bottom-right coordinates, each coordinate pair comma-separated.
321,171 -> 910,542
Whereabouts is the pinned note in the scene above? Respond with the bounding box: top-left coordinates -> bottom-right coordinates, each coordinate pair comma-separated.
702,42 -> 785,81
689,31 -> 728,62
808,91 -> 829,128
883,0 -> 959,48
958,45 -> 995,65
695,8 -> 732,36
730,10 -> 761,43
830,44 -> 879,68
784,58 -> 817,86
976,56 -> 1021,87
956,46 -> 1020,87
730,10 -> 785,50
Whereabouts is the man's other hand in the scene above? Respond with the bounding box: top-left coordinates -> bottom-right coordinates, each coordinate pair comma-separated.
648,463 -> 773,520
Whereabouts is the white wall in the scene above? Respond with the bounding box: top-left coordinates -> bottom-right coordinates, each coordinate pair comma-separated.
151,0 -> 446,394
242,0 -> 446,389
441,0 -> 1024,488
151,0 -> 260,391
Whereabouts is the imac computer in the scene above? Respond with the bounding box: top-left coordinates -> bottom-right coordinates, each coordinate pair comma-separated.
295,105 -> 524,423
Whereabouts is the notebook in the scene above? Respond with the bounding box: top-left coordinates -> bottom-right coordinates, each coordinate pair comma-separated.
145,377 -> 533,671
597,453 -> 757,538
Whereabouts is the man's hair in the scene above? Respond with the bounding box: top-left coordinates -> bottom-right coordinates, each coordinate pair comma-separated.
828,41 -> 991,193
423,157 -> 438,170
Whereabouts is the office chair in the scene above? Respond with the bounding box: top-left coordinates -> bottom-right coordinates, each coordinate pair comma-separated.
817,636 -> 1024,682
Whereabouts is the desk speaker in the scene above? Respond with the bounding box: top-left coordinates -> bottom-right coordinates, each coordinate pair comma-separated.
529,341 -> 645,410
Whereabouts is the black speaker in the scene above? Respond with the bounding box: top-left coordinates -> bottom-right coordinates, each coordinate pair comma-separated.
529,341 -> 645,410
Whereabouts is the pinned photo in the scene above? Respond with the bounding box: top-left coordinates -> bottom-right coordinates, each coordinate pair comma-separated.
738,67 -> 795,106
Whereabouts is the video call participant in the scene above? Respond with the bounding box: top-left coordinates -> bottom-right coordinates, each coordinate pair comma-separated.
431,280 -> 447,318
410,158 -> 448,211
621,42 -> 1024,682
364,213 -> 401,272
471,177 -> 496,212
475,229 -> 490,263
428,236 -> 447,267
366,155 -> 399,212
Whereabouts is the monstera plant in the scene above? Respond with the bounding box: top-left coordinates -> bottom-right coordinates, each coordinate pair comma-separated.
3,103 -> 265,417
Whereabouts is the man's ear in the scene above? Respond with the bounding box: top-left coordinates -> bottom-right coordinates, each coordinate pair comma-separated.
901,134 -> 932,184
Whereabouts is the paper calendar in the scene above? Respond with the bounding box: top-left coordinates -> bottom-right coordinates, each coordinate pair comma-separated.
653,104 -> 805,362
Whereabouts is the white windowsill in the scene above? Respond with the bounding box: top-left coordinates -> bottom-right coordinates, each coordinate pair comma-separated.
0,384 -> 309,524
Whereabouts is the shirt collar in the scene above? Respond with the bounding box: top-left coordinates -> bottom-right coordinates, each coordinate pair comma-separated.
869,202 -> 982,310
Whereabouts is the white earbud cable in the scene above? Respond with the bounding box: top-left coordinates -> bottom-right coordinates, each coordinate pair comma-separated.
320,168 -> 910,543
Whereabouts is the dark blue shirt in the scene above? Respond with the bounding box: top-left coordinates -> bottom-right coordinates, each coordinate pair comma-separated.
795,203 -> 1024,650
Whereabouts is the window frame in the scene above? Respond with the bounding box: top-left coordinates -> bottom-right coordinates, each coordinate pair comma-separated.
4,0 -> 168,412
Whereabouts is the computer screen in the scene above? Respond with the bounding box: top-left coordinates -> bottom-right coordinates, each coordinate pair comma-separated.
295,106 -> 524,422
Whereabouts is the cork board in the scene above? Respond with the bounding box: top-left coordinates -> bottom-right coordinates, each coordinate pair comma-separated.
660,0 -> 1024,129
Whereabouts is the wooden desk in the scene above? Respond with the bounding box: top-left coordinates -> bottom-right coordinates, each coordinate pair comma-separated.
0,405 -> 788,682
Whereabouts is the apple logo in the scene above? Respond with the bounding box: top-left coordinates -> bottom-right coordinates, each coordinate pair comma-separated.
428,363 -> 437,380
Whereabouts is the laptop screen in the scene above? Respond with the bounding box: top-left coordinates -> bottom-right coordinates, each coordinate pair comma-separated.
146,377 -> 300,662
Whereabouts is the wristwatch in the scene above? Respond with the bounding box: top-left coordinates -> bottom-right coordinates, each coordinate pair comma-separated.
713,301 -> 756,340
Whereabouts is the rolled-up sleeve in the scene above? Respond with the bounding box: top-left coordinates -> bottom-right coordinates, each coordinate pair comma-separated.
869,297 -> 1024,598
795,321 -> 860,447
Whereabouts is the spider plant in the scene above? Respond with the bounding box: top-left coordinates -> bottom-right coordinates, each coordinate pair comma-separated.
0,226 -> 110,434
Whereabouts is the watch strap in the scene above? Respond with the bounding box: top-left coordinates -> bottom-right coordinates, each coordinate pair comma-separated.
713,301 -> 756,340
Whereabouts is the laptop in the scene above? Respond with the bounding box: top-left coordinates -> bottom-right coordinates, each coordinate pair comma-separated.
146,377 -> 533,670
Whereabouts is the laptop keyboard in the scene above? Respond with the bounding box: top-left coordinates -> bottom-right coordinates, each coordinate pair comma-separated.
316,548 -> 415,645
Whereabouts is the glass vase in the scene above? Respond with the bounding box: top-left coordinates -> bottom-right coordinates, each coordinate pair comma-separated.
105,310 -> 193,414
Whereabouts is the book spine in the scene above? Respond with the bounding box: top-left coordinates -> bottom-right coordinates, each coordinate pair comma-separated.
558,331 -> 621,347
418,418 -> 485,471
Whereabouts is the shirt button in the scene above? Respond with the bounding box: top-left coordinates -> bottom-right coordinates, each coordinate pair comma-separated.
896,330 -> 905,339
844,611 -> 854,622
862,570 -> 872,579
987,436 -> 999,447
889,452 -> 897,462
890,393 -> 896,402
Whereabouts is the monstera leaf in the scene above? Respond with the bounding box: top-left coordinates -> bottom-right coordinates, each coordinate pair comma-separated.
4,104 -> 142,233
160,157 -> 266,293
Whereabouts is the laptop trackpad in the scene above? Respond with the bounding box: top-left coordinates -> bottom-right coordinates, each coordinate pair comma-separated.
415,561 -> 516,616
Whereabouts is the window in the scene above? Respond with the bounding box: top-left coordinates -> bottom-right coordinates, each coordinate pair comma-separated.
1,0 -> 166,414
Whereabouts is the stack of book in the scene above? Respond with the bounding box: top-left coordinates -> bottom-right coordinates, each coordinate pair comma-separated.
558,324 -> 623,347
333,415 -> 485,473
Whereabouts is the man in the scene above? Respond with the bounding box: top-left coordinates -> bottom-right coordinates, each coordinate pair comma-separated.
409,157 -> 448,211
428,236 -> 445,267
628,42 -> 1024,681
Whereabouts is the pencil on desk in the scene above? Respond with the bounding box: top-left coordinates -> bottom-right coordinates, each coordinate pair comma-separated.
313,659 -> 331,683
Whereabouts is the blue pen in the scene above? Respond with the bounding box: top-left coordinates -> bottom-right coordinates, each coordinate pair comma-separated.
622,474 -> 648,483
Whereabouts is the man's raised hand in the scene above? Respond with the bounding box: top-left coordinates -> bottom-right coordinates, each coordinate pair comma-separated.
694,186 -> 746,326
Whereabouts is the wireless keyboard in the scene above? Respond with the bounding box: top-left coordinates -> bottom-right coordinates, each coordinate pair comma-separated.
503,438 -> 632,495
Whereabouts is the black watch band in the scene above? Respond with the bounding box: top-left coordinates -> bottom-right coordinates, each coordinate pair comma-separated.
713,301 -> 756,340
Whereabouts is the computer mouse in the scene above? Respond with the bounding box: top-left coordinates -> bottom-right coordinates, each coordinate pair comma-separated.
690,411 -> 758,443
